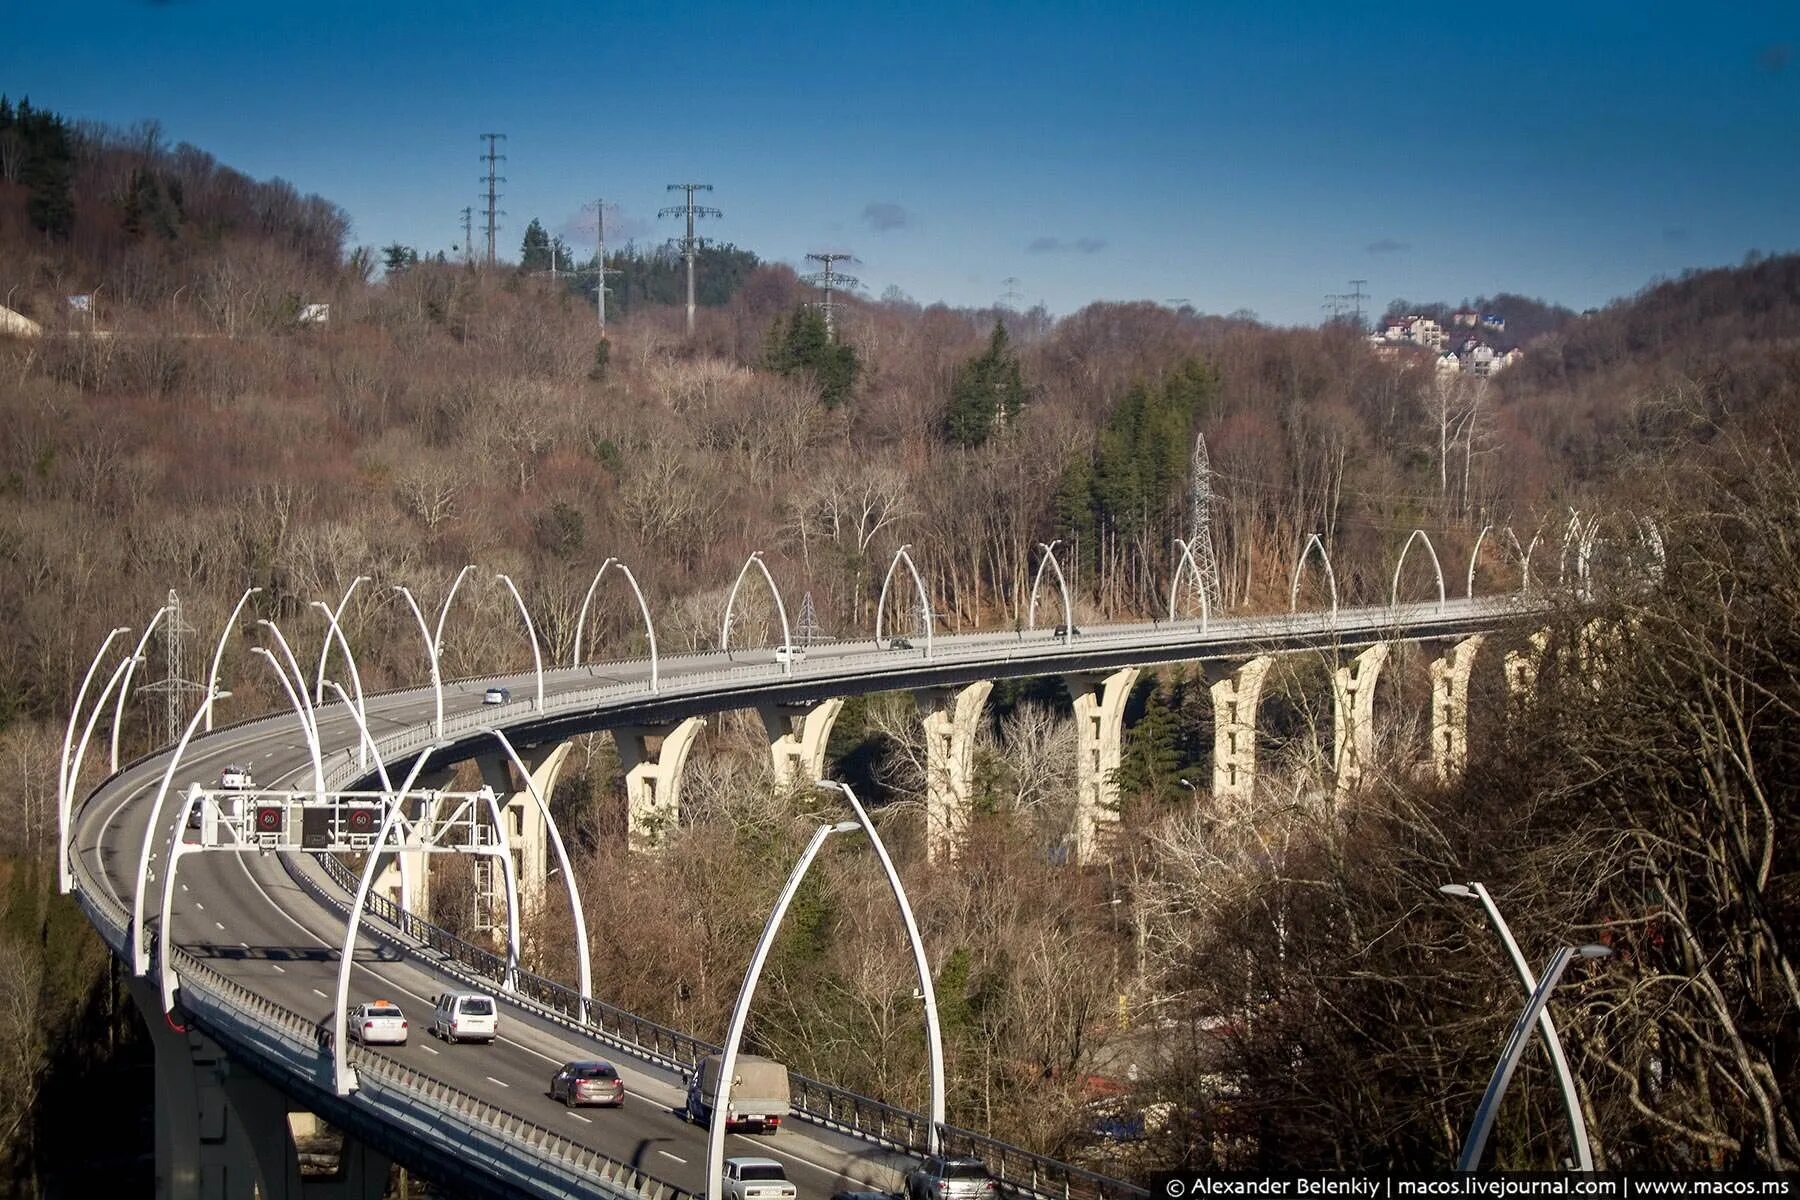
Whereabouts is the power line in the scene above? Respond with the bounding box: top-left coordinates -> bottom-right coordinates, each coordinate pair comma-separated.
802,252 -> 860,337
480,133 -> 507,267
658,183 -> 721,336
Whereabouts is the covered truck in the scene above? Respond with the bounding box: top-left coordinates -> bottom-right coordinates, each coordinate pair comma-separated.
685,1054 -> 791,1133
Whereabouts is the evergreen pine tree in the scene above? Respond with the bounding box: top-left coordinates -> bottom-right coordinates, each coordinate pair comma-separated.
520,218 -> 551,271
944,320 -> 1029,447
765,305 -> 859,408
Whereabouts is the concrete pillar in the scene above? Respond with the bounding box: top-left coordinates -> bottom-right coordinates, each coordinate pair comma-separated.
477,742 -> 570,909
1068,667 -> 1141,864
615,716 -> 707,850
1429,634 -> 1485,783
913,681 -> 993,864
1210,655 -> 1274,802
377,764 -> 459,917
758,698 -> 845,789
1504,628 -> 1551,707
1331,642 -> 1390,795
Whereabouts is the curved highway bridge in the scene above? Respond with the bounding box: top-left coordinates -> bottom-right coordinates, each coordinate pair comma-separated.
71,591 -> 1536,1200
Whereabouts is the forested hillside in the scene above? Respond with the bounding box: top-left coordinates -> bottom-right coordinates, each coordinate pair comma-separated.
1,100 -> 1795,1188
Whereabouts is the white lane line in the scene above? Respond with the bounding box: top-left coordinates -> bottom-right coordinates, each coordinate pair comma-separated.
485,1076 -> 511,1088
214,922 -> 225,931
181,884 -> 189,893
658,1150 -> 687,1163
312,988 -> 328,999
569,1112 -> 593,1125
272,965 -> 286,974
194,902 -> 204,910
238,941 -> 249,949
421,1044 -> 439,1055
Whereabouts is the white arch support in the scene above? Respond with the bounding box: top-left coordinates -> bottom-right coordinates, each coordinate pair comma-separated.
573,557 -> 660,692
395,586 -> 446,736
477,784 -> 523,990
1465,526 -> 1491,600
1168,538 -> 1212,631
1288,533 -> 1339,623
1558,509 -> 1584,592
1389,528 -> 1447,614
312,575 -> 369,704
205,587 -> 261,732
719,552 -> 795,673
874,544 -> 935,657
486,729 -> 591,1019
309,601 -> 369,765
155,784 -> 204,1012
332,745 -> 440,1095
1636,515 -> 1667,585
59,625 -> 130,894
494,574 -> 545,711
1027,540 -> 1074,644
249,644 -> 327,806
132,700 -> 214,974
1508,525 -> 1544,595
66,654 -> 139,897
110,602 -> 171,772
432,564 -> 477,664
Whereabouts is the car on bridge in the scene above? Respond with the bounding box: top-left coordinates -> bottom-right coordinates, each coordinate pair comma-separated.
685,1053 -> 790,1132
430,991 -> 498,1043
905,1156 -> 997,1200
1051,624 -> 1081,638
483,686 -> 511,705
722,1157 -> 796,1200
549,1059 -> 625,1108
219,764 -> 254,790
348,1000 -> 409,1046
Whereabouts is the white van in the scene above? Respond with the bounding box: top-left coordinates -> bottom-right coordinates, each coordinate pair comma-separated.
773,645 -> 805,665
430,991 -> 498,1043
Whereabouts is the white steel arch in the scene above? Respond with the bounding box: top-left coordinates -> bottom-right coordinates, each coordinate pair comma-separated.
1389,528 -> 1447,614
485,729 -> 591,1017
109,602 -> 171,771
1026,540 -> 1074,644
494,574 -> 545,711
131,699 -> 214,974
205,587 -> 261,732
58,625 -> 129,894
312,575 -> 369,704
873,544 -> 935,657
249,645 -> 327,805
65,654 -> 139,898
1288,533 -> 1339,623
719,552 -> 795,673
432,565 -> 478,664
331,744 -> 441,1094
1465,526 -> 1492,600
1508,525 -> 1544,595
395,586 -> 447,736
572,557 -> 660,691
1168,537 -> 1212,631
309,601 -> 368,765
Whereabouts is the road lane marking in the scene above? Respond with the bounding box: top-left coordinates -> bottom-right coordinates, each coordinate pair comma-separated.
569,1112 -> 593,1124
214,922 -> 225,931
659,1151 -> 687,1163
272,965 -> 285,974
312,988 -> 328,998
194,901 -> 203,910
485,1076 -> 510,1088
421,1044 -> 439,1055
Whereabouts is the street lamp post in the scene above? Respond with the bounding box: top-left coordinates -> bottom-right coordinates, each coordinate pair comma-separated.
1458,942 -> 1612,1171
706,820 -> 859,1200
1440,883 -> 1596,1170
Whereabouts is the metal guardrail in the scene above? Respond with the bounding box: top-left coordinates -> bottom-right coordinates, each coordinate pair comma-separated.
305,853 -> 1146,1200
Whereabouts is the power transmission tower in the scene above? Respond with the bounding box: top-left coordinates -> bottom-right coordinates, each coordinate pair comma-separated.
999,276 -> 1023,310
583,198 -> 624,332
1346,279 -> 1369,326
459,206 -> 475,264
659,183 -> 721,336
138,589 -> 203,743
479,133 -> 507,267
802,252 -> 859,337
797,591 -> 827,647
1186,434 -> 1225,615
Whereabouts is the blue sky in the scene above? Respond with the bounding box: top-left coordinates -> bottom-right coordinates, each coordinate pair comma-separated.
6,1 -> 1798,323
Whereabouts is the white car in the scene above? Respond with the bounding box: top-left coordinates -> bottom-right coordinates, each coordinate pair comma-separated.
348,1000 -> 409,1046
219,764 -> 254,790
722,1158 -> 797,1200
483,686 -> 511,705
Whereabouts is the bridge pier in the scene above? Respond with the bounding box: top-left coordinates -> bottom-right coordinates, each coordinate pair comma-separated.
759,698 -> 845,789
914,681 -> 992,864
375,765 -> 460,918
1210,655 -> 1274,802
615,716 -> 707,850
129,976 -> 388,1200
1068,667 -> 1140,863
1332,642 -> 1390,795
1430,635 -> 1485,783
1505,628 -> 1551,707
477,742 -> 568,909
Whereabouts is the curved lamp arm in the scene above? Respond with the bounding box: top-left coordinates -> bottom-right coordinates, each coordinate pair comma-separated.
250,647 -> 326,805
155,784 -> 205,1012
1168,538 -> 1211,631
310,602 -> 369,759
205,588 -> 261,732
132,699 -> 214,974
1028,541 -> 1074,643
706,819 -> 857,1200
818,780 -> 945,1152
320,681 -> 392,793
1466,526 -> 1492,601
394,586 -> 444,736
332,743 -> 438,1095
66,654 -> 140,898
486,729 -> 591,1018
720,552 -> 795,673
312,575 -> 369,704
431,564 -> 477,660
255,620 -> 321,747
1288,533 -> 1339,624
59,625 -> 130,894
609,561 -> 660,693
494,574 -> 545,711
1390,528 -> 1447,615
572,557 -> 617,668
874,544 -> 936,657
110,605 -> 171,771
